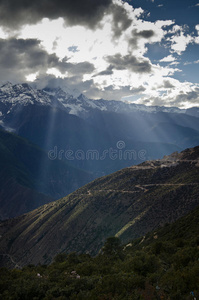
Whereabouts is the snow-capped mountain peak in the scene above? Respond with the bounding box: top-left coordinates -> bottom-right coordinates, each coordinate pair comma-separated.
0,81 -> 13,92
0,82 -> 52,106
0,82 -> 199,121
61,85 -> 81,99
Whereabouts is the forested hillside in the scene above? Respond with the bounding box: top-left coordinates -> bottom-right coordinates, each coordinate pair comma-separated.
1,202 -> 199,299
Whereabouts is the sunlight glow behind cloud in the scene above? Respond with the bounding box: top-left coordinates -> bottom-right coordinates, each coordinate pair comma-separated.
0,0 -> 198,108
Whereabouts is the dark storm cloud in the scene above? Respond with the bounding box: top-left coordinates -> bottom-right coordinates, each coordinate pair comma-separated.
32,74 -> 82,90
33,73 -> 96,96
130,86 -> 146,94
33,74 -> 137,101
0,0 -> 112,29
135,30 -> 155,38
55,57 -> 95,75
0,38 -> 56,81
66,62 -> 95,75
129,29 -> 155,49
110,2 -> 132,37
0,38 -> 95,82
106,53 -> 152,73
173,89 -> 199,104
93,65 -> 114,77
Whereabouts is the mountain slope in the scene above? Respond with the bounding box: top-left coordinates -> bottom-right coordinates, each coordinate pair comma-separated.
0,84 -> 181,176
1,202 -> 199,298
1,82 -> 199,166
0,146 -> 199,267
145,122 -> 199,148
0,129 -> 93,219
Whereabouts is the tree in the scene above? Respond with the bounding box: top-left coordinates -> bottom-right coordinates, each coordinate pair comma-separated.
102,237 -> 123,258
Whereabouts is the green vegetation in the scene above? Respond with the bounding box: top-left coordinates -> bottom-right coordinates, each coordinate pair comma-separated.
1,146 -> 199,267
1,204 -> 199,300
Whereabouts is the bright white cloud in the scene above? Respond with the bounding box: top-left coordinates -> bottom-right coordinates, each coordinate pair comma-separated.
184,59 -> 199,66
195,24 -> 199,44
169,32 -> 193,54
167,25 -> 195,55
0,27 -> 9,39
134,80 -> 199,109
26,72 -> 39,82
169,61 -> 180,66
160,55 -> 176,62
17,0 -> 175,94
0,0 -> 198,108
46,68 -> 67,78
168,25 -> 182,34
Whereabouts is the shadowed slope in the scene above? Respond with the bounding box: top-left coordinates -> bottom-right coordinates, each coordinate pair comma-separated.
0,129 -> 93,219
0,146 -> 199,267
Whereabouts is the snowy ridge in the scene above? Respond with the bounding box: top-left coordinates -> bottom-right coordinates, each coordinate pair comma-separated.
43,87 -> 102,116
61,85 -> 81,99
0,82 -> 52,106
94,99 -> 186,115
0,82 -> 198,119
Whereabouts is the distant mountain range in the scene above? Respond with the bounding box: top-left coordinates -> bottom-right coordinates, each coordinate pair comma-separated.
1,82 -> 199,162
0,82 -> 199,219
1,81 -> 199,119
0,145 -> 199,267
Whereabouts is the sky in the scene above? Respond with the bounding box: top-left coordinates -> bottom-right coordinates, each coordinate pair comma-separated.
0,0 -> 199,108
